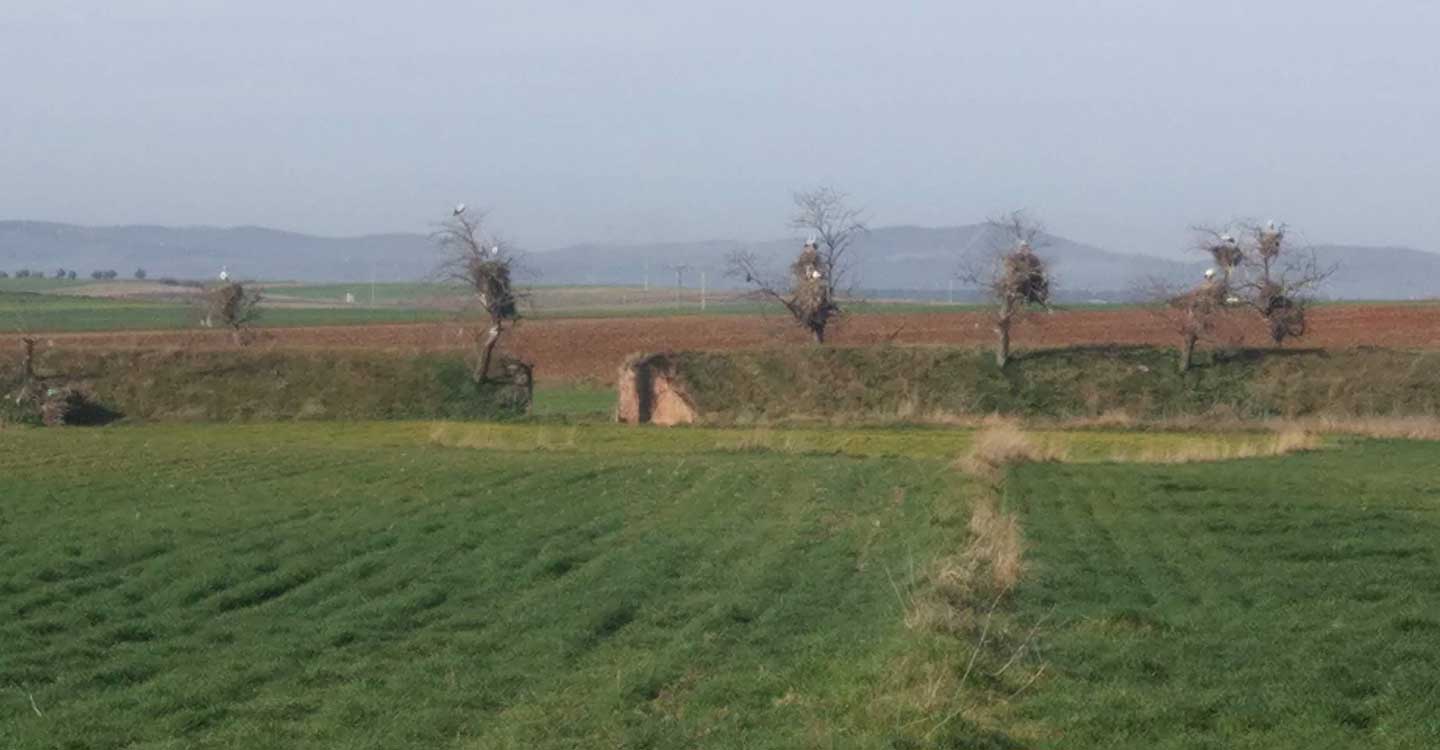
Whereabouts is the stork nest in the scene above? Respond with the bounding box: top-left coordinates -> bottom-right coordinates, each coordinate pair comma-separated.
466,259 -> 518,318
790,248 -> 832,309
1208,243 -> 1244,270
1000,249 -> 1050,305
1257,231 -> 1284,261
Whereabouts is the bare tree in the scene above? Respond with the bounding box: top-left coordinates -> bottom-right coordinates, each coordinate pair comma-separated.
1198,218 -> 1330,345
1145,276 -> 1229,372
1143,227 -> 1249,372
20,336 -> 37,382
1232,221 -> 1334,346
789,186 -> 868,290
961,211 -> 1053,368
205,282 -> 263,345
726,187 -> 866,344
728,239 -> 842,343
434,207 -> 525,382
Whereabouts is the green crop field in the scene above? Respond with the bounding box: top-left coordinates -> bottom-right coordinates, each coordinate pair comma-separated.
0,278 -> 95,294
0,292 -> 188,333
0,284 -> 991,334
2,421 -> 1437,748
0,291 -> 456,333
1008,442 -> 1440,747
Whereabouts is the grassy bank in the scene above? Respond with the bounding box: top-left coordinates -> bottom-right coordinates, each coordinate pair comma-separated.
2,350 -> 528,424
671,345 -> 1440,422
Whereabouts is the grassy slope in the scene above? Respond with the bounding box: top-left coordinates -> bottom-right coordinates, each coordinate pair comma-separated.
1008,442 -> 1440,748
4,351 -> 528,424
675,346 -> 1440,421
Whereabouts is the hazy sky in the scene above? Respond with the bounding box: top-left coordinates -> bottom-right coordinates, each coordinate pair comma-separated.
4,1 -> 1438,256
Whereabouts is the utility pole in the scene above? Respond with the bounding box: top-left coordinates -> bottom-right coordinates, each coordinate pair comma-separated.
666,264 -> 691,304
700,270 -> 707,311
644,261 -> 650,292
370,261 -> 377,308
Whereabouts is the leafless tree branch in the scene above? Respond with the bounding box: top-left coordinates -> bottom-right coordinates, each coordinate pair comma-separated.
959,211 -> 1054,367
432,207 -> 530,381
728,186 -> 866,343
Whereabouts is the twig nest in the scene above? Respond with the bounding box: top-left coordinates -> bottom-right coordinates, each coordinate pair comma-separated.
1001,248 -> 1050,305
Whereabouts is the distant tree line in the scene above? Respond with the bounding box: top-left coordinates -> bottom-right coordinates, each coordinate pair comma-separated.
2,268 -> 150,280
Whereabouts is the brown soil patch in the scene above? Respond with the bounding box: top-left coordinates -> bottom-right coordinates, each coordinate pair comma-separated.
4,304 -> 1440,384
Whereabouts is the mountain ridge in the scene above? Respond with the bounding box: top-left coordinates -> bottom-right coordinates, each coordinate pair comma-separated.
3,220 -> 1438,300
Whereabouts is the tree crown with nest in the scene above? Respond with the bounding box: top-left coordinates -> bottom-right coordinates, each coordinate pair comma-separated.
434,209 -> 524,324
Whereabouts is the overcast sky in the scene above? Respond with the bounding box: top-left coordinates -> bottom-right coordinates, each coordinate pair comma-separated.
4,1 -> 1438,256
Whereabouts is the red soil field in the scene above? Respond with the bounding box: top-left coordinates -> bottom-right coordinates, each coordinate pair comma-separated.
6,305 -> 1439,383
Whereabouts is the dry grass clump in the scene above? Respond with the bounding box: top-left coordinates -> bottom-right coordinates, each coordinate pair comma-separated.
1114,427 -> 1321,464
966,493 -> 1025,592
958,421 -> 1066,477
901,424 -> 1049,635
1275,416 -> 1440,441
901,496 -> 1025,636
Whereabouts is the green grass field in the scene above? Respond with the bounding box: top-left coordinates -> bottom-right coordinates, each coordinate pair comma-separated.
0,292 -> 185,333
0,423 -> 973,748
2,422 -> 1437,748
0,291 -> 456,333
0,277 -> 95,293
1009,442 -> 1440,747
0,284 -> 994,334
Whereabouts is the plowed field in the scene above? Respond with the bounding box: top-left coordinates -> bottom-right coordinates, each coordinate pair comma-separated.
7,304 -> 1439,382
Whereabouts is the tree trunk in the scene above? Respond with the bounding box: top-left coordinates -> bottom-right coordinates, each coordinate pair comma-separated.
812,326 -> 825,344
1180,331 -> 1197,373
474,323 -> 502,383
996,317 -> 1011,368
21,337 -> 36,381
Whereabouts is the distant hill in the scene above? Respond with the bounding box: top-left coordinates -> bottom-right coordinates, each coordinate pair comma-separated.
3,220 -> 1438,300
526,225 -> 1193,301
0,221 -> 431,282
1304,245 -> 1440,300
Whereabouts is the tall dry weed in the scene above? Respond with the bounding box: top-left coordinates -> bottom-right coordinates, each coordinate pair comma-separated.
1276,416 -> 1440,441
1113,428 -> 1321,464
